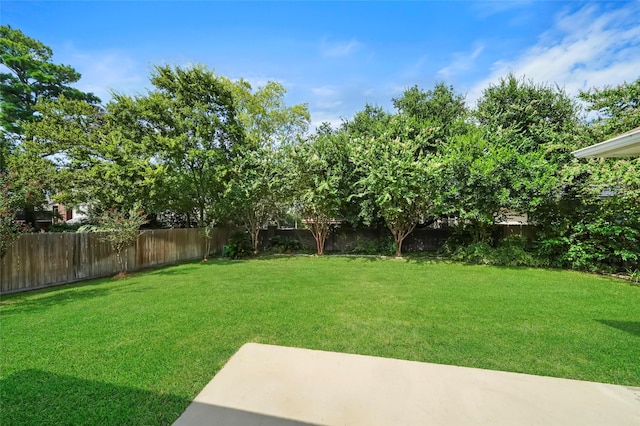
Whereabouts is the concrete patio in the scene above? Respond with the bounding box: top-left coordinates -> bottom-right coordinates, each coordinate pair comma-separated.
174,343 -> 640,426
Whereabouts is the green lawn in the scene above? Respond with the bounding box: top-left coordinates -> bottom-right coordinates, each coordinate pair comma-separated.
1,256 -> 639,424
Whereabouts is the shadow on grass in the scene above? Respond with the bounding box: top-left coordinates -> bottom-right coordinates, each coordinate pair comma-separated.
597,320 -> 640,337
0,286 -> 115,316
0,369 -> 190,425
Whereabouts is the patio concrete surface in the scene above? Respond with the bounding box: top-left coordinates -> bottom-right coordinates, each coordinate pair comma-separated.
174,343 -> 640,426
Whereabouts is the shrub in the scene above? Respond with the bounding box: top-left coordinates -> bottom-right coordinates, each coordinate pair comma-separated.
447,235 -> 546,267
49,222 -> 83,233
269,235 -> 302,253
94,205 -> 148,273
538,215 -> 640,273
347,235 -> 395,256
223,232 -> 253,259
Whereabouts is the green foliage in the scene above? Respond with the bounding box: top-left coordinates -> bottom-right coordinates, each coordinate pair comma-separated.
222,232 -> 253,259
26,96 -> 162,213
217,79 -> 309,252
392,82 -> 468,152
579,77 -> 639,138
341,103 -> 391,139
132,64 -> 245,224
0,26 -> 100,225
222,78 -> 310,149
475,73 -> 579,155
0,172 -> 25,258
0,25 -> 99,136
223,148 -> 290,253
438,128 -> 560,244
537,186 -> 640,273
351,114 -> 440,256
447,235 -> 546,267
94,204 -> 148,273
48,222 -> 83,233
269,235 -> 302,253
288,126 -> 351,255
437,130 -> 511,242
7,34 -> 636,277
537,78 -> 640,273
1,151 -> 50,220
348,235 -> 395,256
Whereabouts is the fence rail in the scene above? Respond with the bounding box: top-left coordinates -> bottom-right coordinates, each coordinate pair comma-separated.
0,228 -> 231,295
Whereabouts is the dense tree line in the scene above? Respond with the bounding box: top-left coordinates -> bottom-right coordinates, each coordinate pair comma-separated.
2,26 -> 638,273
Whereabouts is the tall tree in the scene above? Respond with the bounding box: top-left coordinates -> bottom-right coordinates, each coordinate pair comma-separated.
437,128 -> 557,244
351,114 -> 440,256
220,79 -> 309,251
0,25 -> 99,166
579,77 -> 640,140
341,103 -> 390,139
542,78 -> 640,272
1,26 -> 99,227
475,74 -> 579,155
130,65 -> 245,225
392,82 -> 467,152
223,79 -> 310,149
288,125 -> 350,255
223,148 -> 290,253
26,96 -> 162,215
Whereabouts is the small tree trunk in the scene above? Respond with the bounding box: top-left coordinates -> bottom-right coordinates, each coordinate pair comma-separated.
395,235 -> 404,257
252,228 -> 260,254
116,247 -> 126,273
204,238 -> 211,261
309,221 -> 328,255
390,222 -> 417,257
317,231 -> 326,255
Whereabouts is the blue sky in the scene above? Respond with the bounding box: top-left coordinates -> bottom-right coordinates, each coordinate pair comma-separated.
2,1 -> 639,129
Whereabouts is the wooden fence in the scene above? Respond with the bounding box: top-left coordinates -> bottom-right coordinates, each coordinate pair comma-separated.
0,228 -> 232,295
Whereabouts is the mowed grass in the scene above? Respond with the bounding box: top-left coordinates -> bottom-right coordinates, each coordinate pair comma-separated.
1,256 -> 639,424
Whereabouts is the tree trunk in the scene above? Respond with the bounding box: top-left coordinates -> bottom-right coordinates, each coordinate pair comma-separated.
203,235 -> 211,261
309,221 -> 328,255
390,222 -> 417,257
317,231 -> 326,255
251,228 -> 260,254
395,234 -> 404,257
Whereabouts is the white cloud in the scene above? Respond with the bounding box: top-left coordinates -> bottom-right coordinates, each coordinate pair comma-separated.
320,38 -> 362,57
309,110 -> 344,132
312,86 -> 338,97
438,43 -> 484,81
316,100 -> 343,109
466,3 -> 640,107
62,47 -> 146,103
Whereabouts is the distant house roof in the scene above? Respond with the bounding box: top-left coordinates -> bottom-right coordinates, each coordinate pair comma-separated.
572,126 -> 640,158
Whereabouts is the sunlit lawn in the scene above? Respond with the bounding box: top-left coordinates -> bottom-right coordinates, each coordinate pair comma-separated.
1,256 -> 638,424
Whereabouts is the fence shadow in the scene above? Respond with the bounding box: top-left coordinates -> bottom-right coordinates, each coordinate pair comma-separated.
596,320 -> 640,337
0,279 -> 120,315
0,369 -> 190,425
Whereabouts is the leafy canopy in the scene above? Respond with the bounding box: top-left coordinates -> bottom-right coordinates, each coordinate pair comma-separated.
0,25 -> 99,136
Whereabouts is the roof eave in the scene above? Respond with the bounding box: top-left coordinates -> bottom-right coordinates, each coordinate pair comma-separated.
571,127 -> 640,158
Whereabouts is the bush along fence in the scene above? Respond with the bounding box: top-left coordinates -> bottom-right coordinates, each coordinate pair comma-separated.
0,228 -> 233,294
259,224 -> 537,255
260,226 -> 454,254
